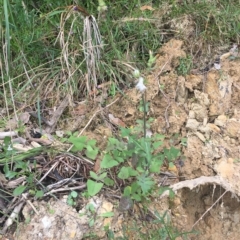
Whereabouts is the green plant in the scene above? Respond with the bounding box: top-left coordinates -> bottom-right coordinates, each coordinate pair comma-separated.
86,71 -> 181,202
177,56 -> 192,76
105,210 -> 196,240
67,134 -> 99,160
67,191 -> 78,206
0,136 -> 45,198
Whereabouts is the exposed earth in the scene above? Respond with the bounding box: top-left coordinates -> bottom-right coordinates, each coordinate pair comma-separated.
1,38 -> 240,240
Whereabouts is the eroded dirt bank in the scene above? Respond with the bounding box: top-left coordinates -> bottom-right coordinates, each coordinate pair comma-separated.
14,39 -> 240,239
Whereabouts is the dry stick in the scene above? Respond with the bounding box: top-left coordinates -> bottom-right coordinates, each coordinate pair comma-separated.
1,201 -> 25,234
22,193 -> 39,215
44,184 -> 86,196
67,97 -> 119,152
192,190 -> 227,228
39,161 -> 58,183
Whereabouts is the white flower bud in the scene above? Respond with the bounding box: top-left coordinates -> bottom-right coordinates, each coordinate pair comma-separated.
136,77 -> 147,93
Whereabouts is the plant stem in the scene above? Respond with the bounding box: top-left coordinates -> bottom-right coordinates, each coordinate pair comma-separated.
143,91 -> 147,138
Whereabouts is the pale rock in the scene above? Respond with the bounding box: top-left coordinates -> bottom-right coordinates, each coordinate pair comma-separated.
191,103 -> 208,121
188,110 -> 195,119
203,117 -> 208,126
194,90 -> 210,106
214,115 -> 227,127
194,131 -> 206,142
225,119 -> 240,138
198,123 -> 220,133
186,119 -> 200,131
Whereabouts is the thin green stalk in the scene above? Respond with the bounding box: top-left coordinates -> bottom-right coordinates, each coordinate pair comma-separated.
143,91 -> 147,138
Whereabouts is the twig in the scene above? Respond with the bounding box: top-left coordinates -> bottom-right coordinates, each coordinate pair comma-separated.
1,201 -> 25,234
192,190 -> 227,228
67,97 -> 119,152
39,161 -> 58,183
0,131 -> 18,139
22,193 -> 39,215
44,184 -> 86,196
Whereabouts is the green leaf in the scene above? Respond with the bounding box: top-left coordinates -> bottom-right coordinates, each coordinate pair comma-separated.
158,187 -> 175,199
108,137 -> 119,145
123,186 -> 131,197
86,146 -> 98,160
104,177 -> 114,186
132,193 -> 141,201
152,141 -> 163,150
5,170 -> 17,179
89,218 -> 95,227
68,136 -> 87,151
118,166 -> 130,179
169,162 -> 175,169
13,185 -> 27,196
67,198 -> 74,206
98,172 -> 107,180
100,212 -> 114,217
87,139 -> 97,147
149,159 -> 162,173
90,171 -> 99,180
101,154 -> 119,168
71,191 -> 78,198
131,181 -> 140,193
164,147 -> 180,161
137,175 -> 154,195
128,168 -> 138,177
35,190 -> 44,199
87,180 -> 103,196
90,171 -> 107,181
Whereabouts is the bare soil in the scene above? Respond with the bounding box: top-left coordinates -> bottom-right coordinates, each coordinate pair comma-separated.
9,38 -> 240,240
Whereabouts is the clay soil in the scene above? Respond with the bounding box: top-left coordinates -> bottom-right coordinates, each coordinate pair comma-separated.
8,38 -> 240,240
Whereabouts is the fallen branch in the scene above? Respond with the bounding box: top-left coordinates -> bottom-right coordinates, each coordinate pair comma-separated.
0,131 -> 17,139
160,176 -> 237,198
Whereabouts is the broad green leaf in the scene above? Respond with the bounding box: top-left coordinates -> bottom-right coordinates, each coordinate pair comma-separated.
87,180 -> 103,196
104,177 -> 114,186
13,185 -> 26,196
87,139 -> 97,147
86,146 -> 98,160
123,186 -> 131,197
90,171 -> 99,180
131,181 -> 140,193
101,154 -> 119,168
132,193 -> 141,201
128,168 -> 138,177
68,136 -> 87,151
118,167 -> 130,179
90,171 -> 107,181
98,172 -> 107,180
